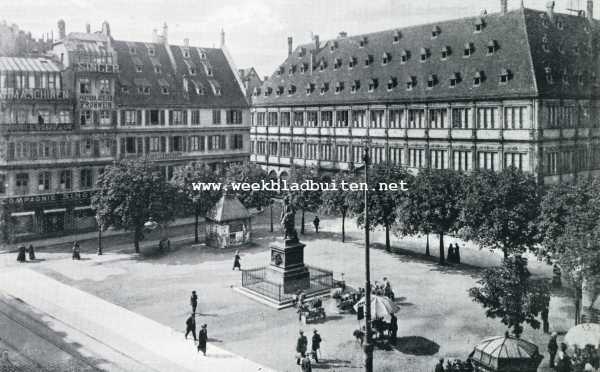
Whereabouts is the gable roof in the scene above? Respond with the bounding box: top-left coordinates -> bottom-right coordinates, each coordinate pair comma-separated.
113,40 -> 248,108
254,7 -> 600,107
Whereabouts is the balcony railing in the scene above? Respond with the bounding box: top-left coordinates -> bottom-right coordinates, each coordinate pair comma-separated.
0,123 -> 74,132
121,151 -> 184,161
0,88 -> 72,102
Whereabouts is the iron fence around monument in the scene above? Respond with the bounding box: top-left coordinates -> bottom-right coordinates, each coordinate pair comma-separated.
241,265 -> 334,303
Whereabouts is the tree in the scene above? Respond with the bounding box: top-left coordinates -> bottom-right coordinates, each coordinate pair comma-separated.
460,167 -> 540,258
172,164 -> 222,243
91,160 -> 181,253
321,171 -> 357,242
469,256 -> 550,338
286,166 -> 322,234
398,168 -> 465,264
225,163 -> 275,210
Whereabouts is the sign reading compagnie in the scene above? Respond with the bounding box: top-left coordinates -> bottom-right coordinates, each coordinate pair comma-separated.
0,191 -> 93,206
79,94 -> 113,110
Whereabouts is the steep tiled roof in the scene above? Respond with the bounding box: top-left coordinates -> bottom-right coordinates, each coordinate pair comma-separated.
206,193 -> 250,222
113,40 -> 248,108
255,8 -> 599,107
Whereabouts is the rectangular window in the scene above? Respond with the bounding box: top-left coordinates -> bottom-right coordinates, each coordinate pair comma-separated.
452,108 -> 471,129
256,112 -> 266,126
430,149 -> 447,169
477,107 -> 498,129
79,78 -> 90,94
429,108 -> 448,129
124,110 -> 138,125
149,110 -> 160,125
370,110 -> 384,128
352,110 -> 366,127
125,137 -> 136,154
408,148 -> 425,168
212,110 -> 221,125
390,110 -> 403,128
280,112 -> 291,127
293,143 -> 304,157
59,169 -> 73,190
281,142 -> 291,157
38,171 -> 50,191
267,112 -> 278,126
171,110 -> 185,125
408,109 -> 425,128
149,137 -> 161,152
226,110 -> 243,124
389,147 -> 402,164
504,107 -> 527,129
0,174 -> 5,194
98,79 -> 110,94
80,110 -> 91,126
306,112 -> 318,127
478,152 -> 498,170
257,141 -> 266,155
59,111 -> 71,124
191,110 -> 200,125
504,152 -> 525,171
269,141 -> 278,155
453,150 -> 472,171
321,111 -> 333,127
336,111 -> 348,127
80,168 -> 93,189
16,173 -> 29,193
293,112 -> 304,126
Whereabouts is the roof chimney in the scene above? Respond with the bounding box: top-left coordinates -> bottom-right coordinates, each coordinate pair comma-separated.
220,28 -> 225,48
57,19 -> 65,40
314,34 -> 320,50
184,38 -> 189,47
85,23 -> 91,33
338,31 -> 348,38
287,36 -> 293,56
162,22 -> 168,44
101,21 -> 111,37
501,0 -> 508,14
587,0 -> 594,20
546,1 -> 555,20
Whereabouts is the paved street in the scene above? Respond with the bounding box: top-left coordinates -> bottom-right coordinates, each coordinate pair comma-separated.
0,211 -> 575,372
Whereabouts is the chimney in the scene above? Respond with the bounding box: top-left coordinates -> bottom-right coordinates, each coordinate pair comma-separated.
546,1 -> 555,20
152,28 -> 161,43
264,75 -> 268,81
184,38 -> 189,47
338,31 -> 348,38
587,0 -> 594,20
162,22 -> 168,44
501,0 -> 508,14
287,36 -> 293,56
314,34 -> 320,50
101,21 -> 111,37
220,28 -> 225,48
85,23 -> 91,33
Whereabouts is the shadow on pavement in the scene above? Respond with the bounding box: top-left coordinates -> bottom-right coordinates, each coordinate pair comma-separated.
392,336 -> 440,356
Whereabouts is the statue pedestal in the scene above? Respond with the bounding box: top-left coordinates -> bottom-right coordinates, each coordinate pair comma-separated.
266,238 -> 310,294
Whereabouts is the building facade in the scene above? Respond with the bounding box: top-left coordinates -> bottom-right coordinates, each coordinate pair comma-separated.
0,21 -> 250,244
250,1 -> 600,184
239,67 -> 263,104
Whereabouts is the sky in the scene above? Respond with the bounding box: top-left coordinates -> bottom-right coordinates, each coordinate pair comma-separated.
1,0 -> 590,77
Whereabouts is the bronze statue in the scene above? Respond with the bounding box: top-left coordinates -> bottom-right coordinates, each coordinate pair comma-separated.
280,195 -> 298,241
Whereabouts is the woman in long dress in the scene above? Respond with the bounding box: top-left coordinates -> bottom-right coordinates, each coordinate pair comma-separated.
16,245 -> 26,262
72,241 -> 81,260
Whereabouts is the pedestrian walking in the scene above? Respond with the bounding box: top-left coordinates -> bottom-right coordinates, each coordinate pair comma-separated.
16,245 -> 26,262
311,329 -> 322,363
28,245 -> 36,260
312,216 -> 320,234
542,306 -> 550,334
197,324 -> 207,356
300,353 -> 312,372
190,291 -> 198,314
389,313 -> 398,344
232,250 -> 241,270
447,244 -> 455,263
548,332 -> 558,368
434,358 -> 445,372
454,243 -> 461,264
296,330 -> 308,365
185,313 -> 197,341
72,241 -> 81,260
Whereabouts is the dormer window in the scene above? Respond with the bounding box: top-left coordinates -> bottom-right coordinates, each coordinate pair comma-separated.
364,55 -> 373,67
487,40 -> 498,55
264,87 -> 273,96
387,77 -> 397,91
129,46 -> 137,54
420,48 -> 429,62
557,20 -> 564,30
136,65 -> 143,73
431,25 -> 441,38
475,18 -> 485,32
121,86 -> 129,94
329,41 -> 338,52
252,87 -> 261,97
359,36 -> 368,47
335,81 -> 344,94
298,47 -> 306,57
401,50 -> 410,63
305,83 -> 315,95
161,86 -> 169,94
318,59 -> 327,71
545,67 -> 554,84
449,72 -> 461,87
382,52 -> 391,65
276,86 -> 284,96
427,74 -> 437,89
562,69 -> 569,85
288,65 -> 296,75
320,82 -> 329,95
406,76 -> 416,91
368,79 -> 378,92
333,58 -> 342,70
441,46 -> 450,60
542,35 -> 550,53
209,80 -> 221,96
148,46 -> 155,56
277,66 -> 285,76
464,42 -> 474,57
351,80 -> 360,93
182,48 -> 190,58
192,80 -> 205,95
349,56 -> 357,68
393,30 -> 401,43
473,71 -> 484,87
499,69 -> 511,84
300,63 -> 308,73
288,85 -> 297,95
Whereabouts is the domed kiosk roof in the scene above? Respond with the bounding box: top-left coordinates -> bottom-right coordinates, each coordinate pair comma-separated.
206,193 -> 250,223
469,333 -> 542,372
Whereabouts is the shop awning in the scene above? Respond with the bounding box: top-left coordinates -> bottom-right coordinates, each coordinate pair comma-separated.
43,208 -> 66,214
74,205 -> 92,211
11,211 -> 35,217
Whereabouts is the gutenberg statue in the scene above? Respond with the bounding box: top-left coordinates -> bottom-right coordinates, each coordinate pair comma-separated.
280,195 -> 298,241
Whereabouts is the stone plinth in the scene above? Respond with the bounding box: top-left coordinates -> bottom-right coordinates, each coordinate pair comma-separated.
266,238 -> 310,294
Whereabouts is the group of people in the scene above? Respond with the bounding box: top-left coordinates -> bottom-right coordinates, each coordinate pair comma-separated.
184,291 -> 209,356
435,358 -> 474,372
447,243 -> 461,264
372,277 -> 394,300
296,329 -> 322,371
549,334 -> 600,372
16,244 -> 35,262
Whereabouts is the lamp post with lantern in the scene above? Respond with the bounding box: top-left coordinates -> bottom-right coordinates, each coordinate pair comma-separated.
361,141 -> 374,372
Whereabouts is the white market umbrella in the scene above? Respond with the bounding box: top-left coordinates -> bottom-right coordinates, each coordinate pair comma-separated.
353,295 -> 399,319
565,323 -> 600,349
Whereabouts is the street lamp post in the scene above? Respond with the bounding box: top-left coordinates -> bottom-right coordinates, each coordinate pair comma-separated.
362,145 -> 374,372
97,226 -> 103,255
270,201 -> 274,233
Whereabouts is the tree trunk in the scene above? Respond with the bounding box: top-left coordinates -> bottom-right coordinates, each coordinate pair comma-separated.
503,248 -> 509,259
341,211 -> 346,243
439,232 -> 445,265
301,210 -> 305,234
194,210 -> 199,244
134,227 -> 140,253
385,224 -> 390,252
425,234 -> 430,256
